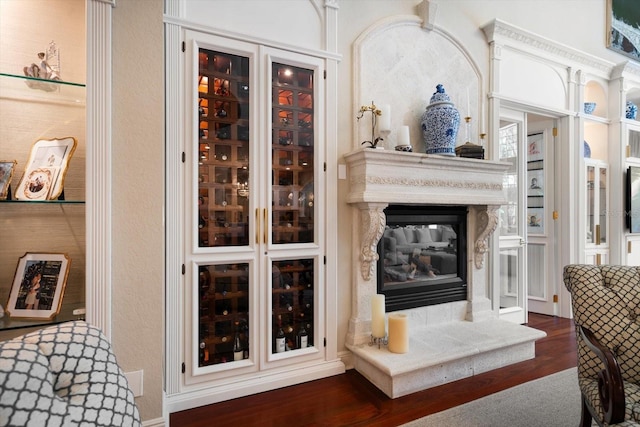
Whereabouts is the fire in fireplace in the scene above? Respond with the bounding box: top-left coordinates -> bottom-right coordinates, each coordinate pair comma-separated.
377,204 -> 468,312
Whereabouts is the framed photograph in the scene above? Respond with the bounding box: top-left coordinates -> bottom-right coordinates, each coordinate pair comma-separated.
527,133 -> 544,162
0,160 -> 17,200
607,0 -> 640,62
15,137 -> 77,201
527,169 -> 544,197
6,253 -> 70,320
527,208 -> 544,235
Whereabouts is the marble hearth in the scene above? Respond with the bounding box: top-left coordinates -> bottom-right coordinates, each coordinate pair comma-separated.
344,149 -> 546,398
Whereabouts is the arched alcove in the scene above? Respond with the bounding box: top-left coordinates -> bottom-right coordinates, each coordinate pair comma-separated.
353,16 -> 482,153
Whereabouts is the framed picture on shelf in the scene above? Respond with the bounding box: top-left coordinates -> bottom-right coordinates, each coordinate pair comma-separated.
0,160 -> 17,200
15,137 -> 77,201
6,252 -> 70,320
606,0 -> 640,62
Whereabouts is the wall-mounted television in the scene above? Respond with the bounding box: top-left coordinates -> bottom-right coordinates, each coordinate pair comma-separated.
627,166 -> 640,232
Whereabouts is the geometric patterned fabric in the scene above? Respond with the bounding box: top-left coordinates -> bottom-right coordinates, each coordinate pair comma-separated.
563,264 -> 640,426
0,321 -> 141,426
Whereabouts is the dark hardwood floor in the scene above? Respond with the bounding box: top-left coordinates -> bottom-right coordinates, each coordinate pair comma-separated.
170,313 -> 576,427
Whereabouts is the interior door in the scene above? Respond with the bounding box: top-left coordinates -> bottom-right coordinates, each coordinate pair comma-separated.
498,109 -> 527,324
526,118 -> 557,316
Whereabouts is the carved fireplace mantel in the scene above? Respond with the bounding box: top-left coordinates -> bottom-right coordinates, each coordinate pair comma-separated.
344,148 -> 510,280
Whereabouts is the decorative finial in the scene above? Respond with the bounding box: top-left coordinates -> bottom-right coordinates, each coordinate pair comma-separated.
417,0 -> 438,31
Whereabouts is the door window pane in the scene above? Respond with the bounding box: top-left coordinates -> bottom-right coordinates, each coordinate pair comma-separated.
198,263 -> 249,366
197,49 -> 250,247
272,259 -> 314,353
500,248 -> 519,309
527,244 -> 545,299
272,63 -> 314,244
499,123 -> 519,236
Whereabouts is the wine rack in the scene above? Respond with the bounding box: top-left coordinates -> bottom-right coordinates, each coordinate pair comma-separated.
271,259 -> 314,352
198,263 -> 250,366
197,50 -> 250,248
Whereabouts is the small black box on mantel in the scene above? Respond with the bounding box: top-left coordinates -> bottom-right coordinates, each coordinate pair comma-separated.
455,141 -> 484,159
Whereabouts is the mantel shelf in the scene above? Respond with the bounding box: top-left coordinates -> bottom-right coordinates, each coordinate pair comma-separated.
343,148 -> 510,206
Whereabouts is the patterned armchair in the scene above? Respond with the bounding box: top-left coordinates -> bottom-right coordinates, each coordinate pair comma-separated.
563,264 -> 640,427
0,321 -> 141,426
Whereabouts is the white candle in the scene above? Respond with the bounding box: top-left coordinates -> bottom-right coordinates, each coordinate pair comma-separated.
378,104 -> 391,132
398,126 -> 410,146
388,313 -> 409,353
481,97 -> 485,135
371,294 -> 386,338
466,88 -> 470,118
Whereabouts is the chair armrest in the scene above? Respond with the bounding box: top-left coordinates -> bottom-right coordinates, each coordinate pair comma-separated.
579,325 -> 626,424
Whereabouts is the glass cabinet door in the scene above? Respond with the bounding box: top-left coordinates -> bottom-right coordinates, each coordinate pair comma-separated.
585,161 -> 608,247
195,48 -> 253,368
197,49 -> 250,248
586,165 -> 595,244
269,61 -> 318,355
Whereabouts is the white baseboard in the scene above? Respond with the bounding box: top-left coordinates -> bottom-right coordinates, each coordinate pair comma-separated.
142,417 -> 165,427
165,360 -> 345,414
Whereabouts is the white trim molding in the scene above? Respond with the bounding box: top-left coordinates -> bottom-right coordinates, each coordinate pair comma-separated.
86,0 -> 113,338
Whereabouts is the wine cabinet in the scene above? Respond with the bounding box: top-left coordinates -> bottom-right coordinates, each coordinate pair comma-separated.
192,44 -> 322,371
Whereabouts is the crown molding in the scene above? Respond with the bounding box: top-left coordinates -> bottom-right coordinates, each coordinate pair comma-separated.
482,19 -> 615,78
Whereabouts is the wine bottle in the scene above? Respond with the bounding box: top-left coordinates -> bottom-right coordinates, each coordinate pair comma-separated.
275,315 -> 286,353
285,321 -> 294,351
298,314 -> 308,349
233,321 -> 243,361
222,299 -> 230,316
241,320 -> 249,359
200,341 -> 209,363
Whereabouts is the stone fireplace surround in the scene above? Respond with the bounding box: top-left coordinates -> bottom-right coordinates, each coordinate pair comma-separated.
344,148 -> 546,398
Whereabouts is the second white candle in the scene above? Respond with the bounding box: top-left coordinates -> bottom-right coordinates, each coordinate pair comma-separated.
371,294 -> 386,338
398,125 -> 410,146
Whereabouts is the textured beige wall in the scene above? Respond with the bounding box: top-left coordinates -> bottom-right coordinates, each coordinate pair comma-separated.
112,0 -> 165,421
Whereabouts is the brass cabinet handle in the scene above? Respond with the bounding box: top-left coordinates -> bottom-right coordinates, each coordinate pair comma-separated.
255,208 -> 259,245
264,208 -> 268,245
595,224 -> 601,246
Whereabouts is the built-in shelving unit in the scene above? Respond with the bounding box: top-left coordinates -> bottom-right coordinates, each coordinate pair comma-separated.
0,72 -> 86,335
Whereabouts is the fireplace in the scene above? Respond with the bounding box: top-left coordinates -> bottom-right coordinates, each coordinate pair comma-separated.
378,204 -> 467,311
342,148 -> 546,399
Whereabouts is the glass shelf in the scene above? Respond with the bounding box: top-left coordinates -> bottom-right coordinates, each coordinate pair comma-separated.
0,301 -> 85,333
0,72 -> 85,105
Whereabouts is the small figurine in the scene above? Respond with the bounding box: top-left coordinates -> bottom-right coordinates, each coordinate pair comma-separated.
23,51 -> 61,81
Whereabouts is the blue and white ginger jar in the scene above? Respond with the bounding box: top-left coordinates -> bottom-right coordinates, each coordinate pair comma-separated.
627,101 -> 638,120
421,84 -> 460,156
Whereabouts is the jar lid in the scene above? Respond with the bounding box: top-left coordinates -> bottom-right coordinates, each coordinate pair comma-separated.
429,84 -> 452,104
